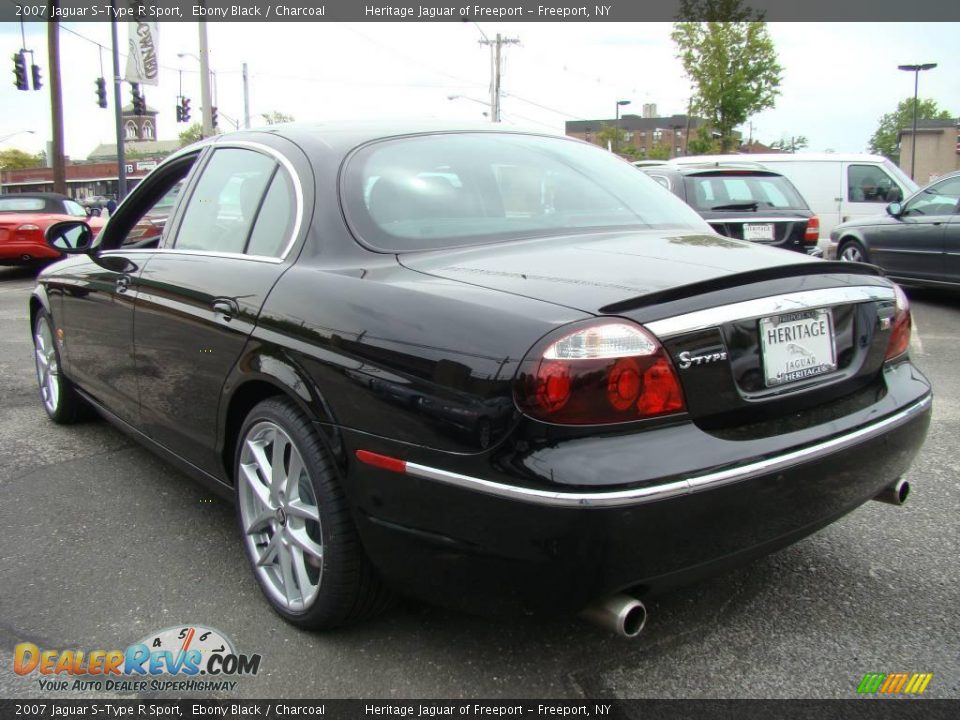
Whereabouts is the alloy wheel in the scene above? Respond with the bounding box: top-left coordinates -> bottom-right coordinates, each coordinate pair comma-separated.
34,319 -> 60,414
840,244 -> 864,263
238,420 -> 324,612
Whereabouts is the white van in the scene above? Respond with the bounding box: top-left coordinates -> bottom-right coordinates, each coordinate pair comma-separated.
669,153 -> 918,244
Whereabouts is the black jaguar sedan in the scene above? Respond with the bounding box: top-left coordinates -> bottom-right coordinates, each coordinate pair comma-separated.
32,123 -> 931,636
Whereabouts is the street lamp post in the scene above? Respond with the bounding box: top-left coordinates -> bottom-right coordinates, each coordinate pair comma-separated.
897,63 -> 937,181
615,99 -> 631,155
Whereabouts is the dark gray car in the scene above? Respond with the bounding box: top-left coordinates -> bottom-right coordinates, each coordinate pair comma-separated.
831,171 -> 960,288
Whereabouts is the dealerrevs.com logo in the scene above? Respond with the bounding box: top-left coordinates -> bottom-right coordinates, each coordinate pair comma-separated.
14,625 -> 262,693
857,672 -> 934,695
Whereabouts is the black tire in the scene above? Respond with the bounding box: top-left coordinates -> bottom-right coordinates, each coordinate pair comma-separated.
234,397 -> 393,629
33,310 -> 85,424
838,239 -> 869,264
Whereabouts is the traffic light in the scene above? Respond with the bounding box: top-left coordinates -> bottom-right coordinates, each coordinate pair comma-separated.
95,77 -> 107,108
31,63 -> 41,90
180,97 -> 191,123
131,82 -> 145,115
12,51 -> 28,91
211,106 -> 218,129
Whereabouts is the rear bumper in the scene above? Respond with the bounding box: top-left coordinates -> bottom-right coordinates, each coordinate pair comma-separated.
0,239 -> 60,263
342,364 -> 932,614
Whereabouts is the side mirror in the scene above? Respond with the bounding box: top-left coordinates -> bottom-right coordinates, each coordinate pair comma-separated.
45,221 -> 95,254
886,202 -> 903,218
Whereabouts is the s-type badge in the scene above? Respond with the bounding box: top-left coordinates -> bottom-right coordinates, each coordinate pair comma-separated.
676,348 -> 728,370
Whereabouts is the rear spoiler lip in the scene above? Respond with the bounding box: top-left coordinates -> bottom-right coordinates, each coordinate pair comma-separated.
599,261 -> 887,315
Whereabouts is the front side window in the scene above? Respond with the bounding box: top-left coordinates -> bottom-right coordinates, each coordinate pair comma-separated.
848,164 -> 900,203
342,133 -> 707,252
175,148 -> 276,254
903,176 -> 960,217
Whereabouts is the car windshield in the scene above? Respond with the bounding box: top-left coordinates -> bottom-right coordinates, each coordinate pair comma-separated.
0,197 -> 46,212
342,132 -> 709,252
63,200 -> 88,217
683,173 -> 808,212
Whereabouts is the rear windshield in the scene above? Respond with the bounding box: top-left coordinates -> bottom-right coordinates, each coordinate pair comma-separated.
342,133 -> 709,252
0,197 -> 46,212
683,173 -> 808,212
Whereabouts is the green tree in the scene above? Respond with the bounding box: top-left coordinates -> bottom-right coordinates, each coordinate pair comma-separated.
687,127 -> 721,155
869,98 -> 953,164
178,123 -> 204,147
672,0 -> 782,153
261,111 -> 295,125
648,143 -> 672,161
0,148 -> 44,170
769,135 -> 809,153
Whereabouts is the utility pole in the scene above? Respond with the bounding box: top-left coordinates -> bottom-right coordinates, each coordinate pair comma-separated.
110,6 -> 126,198
242,62 -> 250,129
47,6 -> 66,194
199,21 -> 214,138
479,33 -> 519,123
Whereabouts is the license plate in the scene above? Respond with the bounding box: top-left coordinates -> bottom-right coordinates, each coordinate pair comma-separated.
744,223 -> 775,241
759,309 -> 836,387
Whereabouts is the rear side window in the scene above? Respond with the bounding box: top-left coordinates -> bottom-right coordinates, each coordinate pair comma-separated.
175,148 -> 275,254
0,197 -> 45,212
683,174 -> 807,211
246,170 -> 295,257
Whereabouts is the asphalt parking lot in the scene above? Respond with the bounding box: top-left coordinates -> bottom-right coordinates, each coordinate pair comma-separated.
0,263 -> 957,700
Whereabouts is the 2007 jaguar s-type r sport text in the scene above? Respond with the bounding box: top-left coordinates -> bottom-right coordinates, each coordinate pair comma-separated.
32,123 -> 931,636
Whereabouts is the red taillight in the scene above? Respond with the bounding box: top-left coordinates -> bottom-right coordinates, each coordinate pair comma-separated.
516,321 -> 686,424
885,284 -> 912,361
804,216 -> 820,244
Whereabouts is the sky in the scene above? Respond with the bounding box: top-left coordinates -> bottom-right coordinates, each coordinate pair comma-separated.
1,21 -> 958,161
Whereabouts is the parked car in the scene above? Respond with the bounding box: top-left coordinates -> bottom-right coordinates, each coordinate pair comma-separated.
670,153 -> 918,242
830,170 -> 960,287
33,123 -> 931,636
640,163 -> 820,254
0,192 -> 105,266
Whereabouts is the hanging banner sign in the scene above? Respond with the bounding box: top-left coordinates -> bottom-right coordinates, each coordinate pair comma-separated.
124,21 -> 160,86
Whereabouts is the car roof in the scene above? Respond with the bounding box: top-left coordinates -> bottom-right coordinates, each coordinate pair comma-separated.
193,120 -> 572,159
670,152 -> 891,165
642,163 -> 785,177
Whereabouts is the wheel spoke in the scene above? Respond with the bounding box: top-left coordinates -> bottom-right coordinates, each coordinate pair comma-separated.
286,499 -> 319,523
256,530 -> 282,567
277,543 -> 300,605
239,460 -> 274,510
292,549 -> 316,599
35,347 -> 48,369
284,449 -> 304,499
270,431 -> 288,505
244,508 -> 275,535
286,525 -> 324,561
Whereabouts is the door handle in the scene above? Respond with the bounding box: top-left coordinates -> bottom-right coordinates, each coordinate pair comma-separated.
212,298 -> 239,320
115,275 -> 131,293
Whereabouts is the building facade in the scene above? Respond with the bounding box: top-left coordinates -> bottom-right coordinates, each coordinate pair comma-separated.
897,119 -> 960,185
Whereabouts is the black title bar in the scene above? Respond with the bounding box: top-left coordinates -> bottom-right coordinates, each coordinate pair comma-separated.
5,0 -> 960,23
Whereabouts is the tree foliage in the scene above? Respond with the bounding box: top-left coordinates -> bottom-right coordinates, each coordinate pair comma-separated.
769,135 -> 809,153
868,98 -> 953,163
672,1 -> 782,153
178,123 -> 204,147
0,148 -> 44,170
261,111 -> 295,125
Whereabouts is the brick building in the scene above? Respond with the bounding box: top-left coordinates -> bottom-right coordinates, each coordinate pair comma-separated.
565,105 -> 730,159
898,118 -> 960,185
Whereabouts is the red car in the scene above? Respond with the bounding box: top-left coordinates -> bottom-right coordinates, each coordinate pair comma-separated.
0,192 -> 106,266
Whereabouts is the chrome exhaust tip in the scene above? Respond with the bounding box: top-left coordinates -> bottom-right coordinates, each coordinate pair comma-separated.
579,593 -> 647,638
873,478 -> 910,506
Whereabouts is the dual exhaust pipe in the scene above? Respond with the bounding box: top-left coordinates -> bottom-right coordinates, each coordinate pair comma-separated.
582,478 -> 910,638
